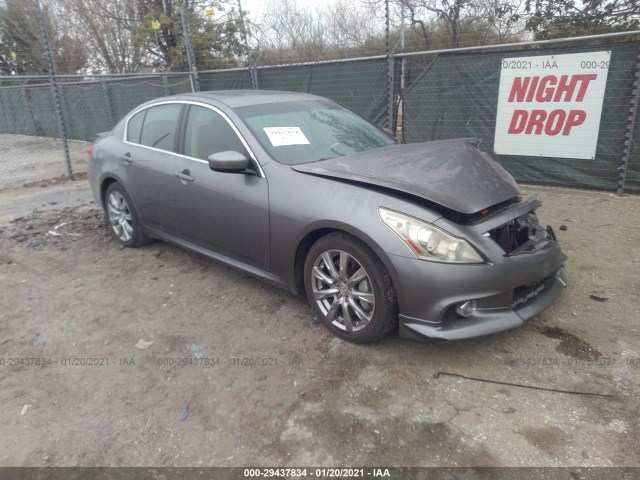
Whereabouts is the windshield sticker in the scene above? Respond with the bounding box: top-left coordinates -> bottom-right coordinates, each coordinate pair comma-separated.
263,127 -> 310,147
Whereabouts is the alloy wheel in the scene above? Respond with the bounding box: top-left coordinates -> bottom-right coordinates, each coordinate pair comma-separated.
311,249 -> 376,332
107,191 -> 134,242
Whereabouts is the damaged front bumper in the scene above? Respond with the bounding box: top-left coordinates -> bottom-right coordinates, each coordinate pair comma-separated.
387,196 -> 567,341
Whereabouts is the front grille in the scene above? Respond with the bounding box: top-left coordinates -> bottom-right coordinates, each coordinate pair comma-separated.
512,273 -> 557,309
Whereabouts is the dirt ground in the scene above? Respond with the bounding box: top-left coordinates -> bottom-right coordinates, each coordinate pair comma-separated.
0,183 -> 638,467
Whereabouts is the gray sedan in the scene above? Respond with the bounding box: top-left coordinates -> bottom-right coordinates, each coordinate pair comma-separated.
88,90 -> 566,343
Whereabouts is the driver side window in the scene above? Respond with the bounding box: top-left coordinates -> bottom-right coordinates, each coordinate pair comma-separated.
184,106 -> 247,160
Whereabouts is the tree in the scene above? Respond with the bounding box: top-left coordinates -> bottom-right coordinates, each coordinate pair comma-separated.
0,31 -> 15,75
133,0 -> 246,71
525,0 -> 640,39
407,0 -> 472,48
362,0 -> 526,51
388,0 -> 501,48
481,0 -> 526,43
0,0 -> 47,75
0,0 -> 87,75
55,0 -> 145,73
1,0 -> 248,75
253,0 -> 383,64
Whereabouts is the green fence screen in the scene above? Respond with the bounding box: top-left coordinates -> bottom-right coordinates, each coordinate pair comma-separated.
402,42 -> 640,192
0,41 -> 638,192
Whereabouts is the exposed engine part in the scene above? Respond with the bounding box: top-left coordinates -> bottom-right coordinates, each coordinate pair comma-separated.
487,211 -> 555,255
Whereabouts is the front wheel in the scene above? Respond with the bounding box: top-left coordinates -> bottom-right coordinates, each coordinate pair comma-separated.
104,182 -> 150,248
304,232 -> 398,343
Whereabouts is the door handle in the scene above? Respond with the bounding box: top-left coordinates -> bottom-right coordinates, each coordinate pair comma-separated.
120,153 -> 133,165
176,170 -> 194,182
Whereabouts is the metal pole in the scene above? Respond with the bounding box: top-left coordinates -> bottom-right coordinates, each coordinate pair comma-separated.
237,0 -> 257,90
396,5 -> 406,141
20,85 -> 38,136
162,74 -> 170,96
385,0 -> 393,132
400,4 -> 405,52
35,0 -> 73,181
180,3 -> 199,92
617,45 -> 640,196
100,79 -> 115,127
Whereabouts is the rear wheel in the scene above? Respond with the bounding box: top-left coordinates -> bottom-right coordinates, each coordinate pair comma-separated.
104,182 -> 150,248
304,232 -> 397,343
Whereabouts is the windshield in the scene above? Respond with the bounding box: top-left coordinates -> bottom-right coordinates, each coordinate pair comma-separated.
235,99 -> 396,165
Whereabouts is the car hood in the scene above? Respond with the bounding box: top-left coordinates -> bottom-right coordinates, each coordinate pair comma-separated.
291,138 -> 520,215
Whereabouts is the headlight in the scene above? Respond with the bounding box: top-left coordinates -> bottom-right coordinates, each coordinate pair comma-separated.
378,208 -> 484,264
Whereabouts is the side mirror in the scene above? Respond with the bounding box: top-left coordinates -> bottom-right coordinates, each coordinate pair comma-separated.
208,151 -> 250,173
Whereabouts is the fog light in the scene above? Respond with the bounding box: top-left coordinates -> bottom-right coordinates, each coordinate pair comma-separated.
455,300 -> 476,318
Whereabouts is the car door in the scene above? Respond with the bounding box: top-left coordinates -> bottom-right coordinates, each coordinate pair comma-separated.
121,103 -> 183,233
171,104 -> 270,270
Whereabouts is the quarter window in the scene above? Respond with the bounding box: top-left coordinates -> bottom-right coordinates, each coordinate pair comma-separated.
139,104 -> 182,152
184,106 -> 246,160
126,110 -> 145,143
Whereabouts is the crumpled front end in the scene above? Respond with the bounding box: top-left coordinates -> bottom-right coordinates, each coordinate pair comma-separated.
389,196 -> 567,341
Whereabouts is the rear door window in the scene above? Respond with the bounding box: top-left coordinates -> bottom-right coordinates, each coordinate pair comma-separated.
139,104 -> 182,152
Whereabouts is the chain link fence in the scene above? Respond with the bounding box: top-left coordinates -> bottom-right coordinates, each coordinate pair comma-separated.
1,26 -> 639,193
0,74 -> 194,188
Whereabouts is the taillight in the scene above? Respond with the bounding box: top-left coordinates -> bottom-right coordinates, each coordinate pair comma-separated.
87,144 -> 93,157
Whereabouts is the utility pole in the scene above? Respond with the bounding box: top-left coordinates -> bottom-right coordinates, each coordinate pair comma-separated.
35,0 -> 73,181
237,0 -> 257,89
385,0 -> 394,132
180,3 -> 199,92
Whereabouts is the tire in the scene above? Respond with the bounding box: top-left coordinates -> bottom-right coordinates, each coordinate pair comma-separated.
304,232 -> 398,343
104,182 -> 151,248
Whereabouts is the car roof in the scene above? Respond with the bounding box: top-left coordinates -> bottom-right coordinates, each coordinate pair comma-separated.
167,90 -> 326,108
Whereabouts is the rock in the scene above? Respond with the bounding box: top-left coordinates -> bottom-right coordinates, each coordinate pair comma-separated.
27,236 -> 45,248
135,339 -> 153,350
589,294 -> 609,302
12,233 -> 28,243
180,402 -> 190,421
559,225 -> 568,231
188,344 -> 204,359
20,404 -> 31,416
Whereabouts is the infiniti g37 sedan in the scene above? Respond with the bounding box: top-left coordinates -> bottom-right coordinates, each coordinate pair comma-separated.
88,90 -> 567,343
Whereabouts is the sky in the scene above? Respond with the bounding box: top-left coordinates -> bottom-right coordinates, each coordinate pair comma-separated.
238,0 -> 270,20
238,0 -> 345,22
